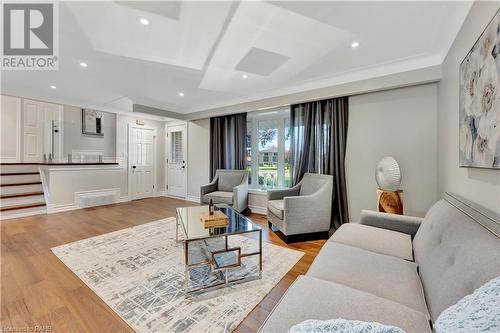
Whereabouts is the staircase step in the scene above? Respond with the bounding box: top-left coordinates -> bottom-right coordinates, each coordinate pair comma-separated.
0,183 -> 43,195
1,174 -> 40,185
0,202 -> 46,212
0,205 -> 46,220
1,194 -> 45,208
0,182 -> 42,187
0,164 -> 40,173
0,191 -> 44,199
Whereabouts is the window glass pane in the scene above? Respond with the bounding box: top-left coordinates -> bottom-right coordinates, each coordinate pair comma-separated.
258,119 -> 278,189
284,118 -> 291,187
171,131 -> 183,162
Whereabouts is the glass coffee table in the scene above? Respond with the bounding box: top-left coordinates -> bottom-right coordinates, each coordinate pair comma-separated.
176,206 -> 262,295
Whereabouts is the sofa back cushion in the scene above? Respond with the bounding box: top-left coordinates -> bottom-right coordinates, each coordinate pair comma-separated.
217,170 -> 245,192
299,173 -> 333,196
413,193 -> 500,322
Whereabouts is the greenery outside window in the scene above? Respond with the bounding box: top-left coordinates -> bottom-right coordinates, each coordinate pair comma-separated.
247,107 -> 290,190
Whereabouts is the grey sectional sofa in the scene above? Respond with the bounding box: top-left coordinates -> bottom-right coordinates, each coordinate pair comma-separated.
259,193 -> 500,333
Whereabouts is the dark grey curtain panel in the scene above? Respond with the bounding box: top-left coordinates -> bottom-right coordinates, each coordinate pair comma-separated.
290,97 -> 349,229
209,113 -> 247,180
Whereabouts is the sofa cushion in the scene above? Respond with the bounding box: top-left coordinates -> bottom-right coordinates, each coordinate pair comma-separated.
330,223 -> 413,261
307,242 -> 429,317
203,191 -> 233,205
218,172 -> 244,192
258,276 -> 431,333
413,197 -> 500,321
267,200 -> 284,220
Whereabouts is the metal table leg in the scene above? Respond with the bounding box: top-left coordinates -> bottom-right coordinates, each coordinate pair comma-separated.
259,229 -> 263,277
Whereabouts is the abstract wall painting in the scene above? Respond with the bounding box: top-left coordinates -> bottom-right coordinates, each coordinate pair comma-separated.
459,9 -> 499,169
82,109 -> 104,137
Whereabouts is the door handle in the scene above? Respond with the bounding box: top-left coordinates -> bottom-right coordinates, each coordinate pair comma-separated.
132,165 -> 136,169
181,166 -> 185,169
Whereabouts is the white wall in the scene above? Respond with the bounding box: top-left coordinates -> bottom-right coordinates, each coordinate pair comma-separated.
437,2 -> 500,214
346,84 -> 439,221
187,119 -> 210,200
63,105 -> 116,158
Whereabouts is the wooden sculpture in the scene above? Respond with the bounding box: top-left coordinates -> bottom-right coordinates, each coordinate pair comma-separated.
377,189 -> 403,215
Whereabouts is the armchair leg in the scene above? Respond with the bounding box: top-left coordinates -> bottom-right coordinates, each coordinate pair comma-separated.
268,221 -> 273,229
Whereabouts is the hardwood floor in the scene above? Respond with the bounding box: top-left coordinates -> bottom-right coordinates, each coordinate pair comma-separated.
1,197 -> 326,332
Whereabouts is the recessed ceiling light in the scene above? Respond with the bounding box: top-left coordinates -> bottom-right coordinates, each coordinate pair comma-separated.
79,62 -> 88,68
178,92 -> 184,97
242,74 -> 248,79
351,41 -> 360,48
138,17 -> 150,25
49,85 -> 56,89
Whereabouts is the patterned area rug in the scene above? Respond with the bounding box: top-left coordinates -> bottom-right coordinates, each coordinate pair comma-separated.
51,218 -> 304,333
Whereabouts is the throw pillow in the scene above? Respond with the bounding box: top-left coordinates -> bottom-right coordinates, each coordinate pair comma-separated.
434,275 -> 500,333
288,319 -> 406,333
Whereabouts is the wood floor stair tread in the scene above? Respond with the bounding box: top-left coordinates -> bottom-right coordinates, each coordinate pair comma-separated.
0,182 -> 42,187
0,191 -> 44,199
0,172 -> 40,176
0,202 -> 46,211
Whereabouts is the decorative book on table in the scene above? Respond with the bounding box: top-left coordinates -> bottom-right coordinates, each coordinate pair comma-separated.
200,211 -> 229,228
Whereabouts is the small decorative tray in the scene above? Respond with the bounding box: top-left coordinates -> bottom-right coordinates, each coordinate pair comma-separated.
200,211 -> 229,228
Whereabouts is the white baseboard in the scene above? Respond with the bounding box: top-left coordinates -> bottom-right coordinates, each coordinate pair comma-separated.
186,195 -> 200,203
47,203 -> 77,214
118,196 -> 130,203
249,205 -> 267,215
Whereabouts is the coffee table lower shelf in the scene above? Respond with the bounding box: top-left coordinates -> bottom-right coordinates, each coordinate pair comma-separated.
183,234 -> 262,295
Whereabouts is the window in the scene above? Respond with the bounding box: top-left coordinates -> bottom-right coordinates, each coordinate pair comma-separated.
247,108 -> 290,190
171,131 -> 183,163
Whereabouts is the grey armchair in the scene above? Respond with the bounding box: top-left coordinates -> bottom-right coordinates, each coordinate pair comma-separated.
267,173 -> 333,242
200,169 -> 248,213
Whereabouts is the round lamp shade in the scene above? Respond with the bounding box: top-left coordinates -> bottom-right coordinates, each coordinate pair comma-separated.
375,156 -> 401,191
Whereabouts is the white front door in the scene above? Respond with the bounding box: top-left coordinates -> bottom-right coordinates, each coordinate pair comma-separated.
167,124 -> 187,198
129,125 -> 156,200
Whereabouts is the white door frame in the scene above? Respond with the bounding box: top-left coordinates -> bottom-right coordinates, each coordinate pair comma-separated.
128,123 -> 157,200
166,122 -> 188,199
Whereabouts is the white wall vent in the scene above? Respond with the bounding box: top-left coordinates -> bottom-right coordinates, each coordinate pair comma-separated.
75,188 -> 120,208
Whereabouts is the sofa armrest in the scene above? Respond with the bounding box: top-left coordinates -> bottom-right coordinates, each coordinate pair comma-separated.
358,210 -> 423,238
200,176 -> 218,203
267,183 -> 301,201
233,183 -> 248,213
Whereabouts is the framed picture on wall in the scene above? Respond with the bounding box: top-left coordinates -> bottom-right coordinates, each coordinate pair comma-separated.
82,109 -> 104,137
459,9 -> 499,169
